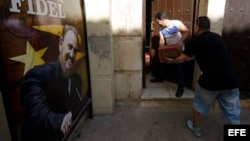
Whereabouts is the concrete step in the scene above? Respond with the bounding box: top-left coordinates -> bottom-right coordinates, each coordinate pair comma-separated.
140,83 -> 194,108
140,74 -> 195,108
142,74 -> 250,109
141,84 -> 250,109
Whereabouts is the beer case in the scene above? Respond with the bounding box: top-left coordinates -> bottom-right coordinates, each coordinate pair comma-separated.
158,44 -> 182,63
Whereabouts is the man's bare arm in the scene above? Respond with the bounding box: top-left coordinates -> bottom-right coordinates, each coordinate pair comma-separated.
178,22 -> 189,46
159,32 -> 165,46
166,53 -> 193,64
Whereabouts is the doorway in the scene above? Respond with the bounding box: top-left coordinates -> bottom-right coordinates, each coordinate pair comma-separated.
143,0 -> 199,97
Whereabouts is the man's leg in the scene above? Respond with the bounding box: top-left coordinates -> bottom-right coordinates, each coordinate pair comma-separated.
186,108 -> 202,137
192,108 -> 201,127
175,63 -> 184,97
186,84 -> 216,137
217,88 -> 241,124
150,63 -> 167,83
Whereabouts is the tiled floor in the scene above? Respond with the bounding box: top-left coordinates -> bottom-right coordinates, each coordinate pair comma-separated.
142,74 -> 194,100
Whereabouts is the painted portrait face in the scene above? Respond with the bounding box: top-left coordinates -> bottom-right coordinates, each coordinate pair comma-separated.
59,29 -> 78,78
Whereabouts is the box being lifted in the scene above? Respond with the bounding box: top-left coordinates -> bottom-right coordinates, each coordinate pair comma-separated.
158,44 -> 182,63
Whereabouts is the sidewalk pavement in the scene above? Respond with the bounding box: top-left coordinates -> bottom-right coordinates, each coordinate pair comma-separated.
68,106 -> 250,141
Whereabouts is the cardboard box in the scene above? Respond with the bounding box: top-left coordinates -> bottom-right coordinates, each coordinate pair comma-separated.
158,44 -> 182,63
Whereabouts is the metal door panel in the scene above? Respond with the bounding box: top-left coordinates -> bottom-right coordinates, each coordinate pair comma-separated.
222,0 -> 250,97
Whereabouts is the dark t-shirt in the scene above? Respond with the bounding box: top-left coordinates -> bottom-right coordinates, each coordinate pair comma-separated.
184,31 -> 238,90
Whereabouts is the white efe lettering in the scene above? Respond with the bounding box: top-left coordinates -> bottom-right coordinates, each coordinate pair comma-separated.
228,129 -> 246,136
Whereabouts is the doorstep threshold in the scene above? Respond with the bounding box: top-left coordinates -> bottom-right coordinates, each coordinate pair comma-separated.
142,86 -> 194,100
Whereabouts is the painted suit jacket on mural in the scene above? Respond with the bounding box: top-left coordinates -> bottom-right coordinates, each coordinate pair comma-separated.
20,61 -> 83,141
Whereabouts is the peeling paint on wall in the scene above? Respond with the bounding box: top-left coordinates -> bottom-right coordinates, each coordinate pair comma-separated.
89,36 -> 111,58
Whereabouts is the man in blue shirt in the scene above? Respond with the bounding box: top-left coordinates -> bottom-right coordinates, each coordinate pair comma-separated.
150,11 -> 189,97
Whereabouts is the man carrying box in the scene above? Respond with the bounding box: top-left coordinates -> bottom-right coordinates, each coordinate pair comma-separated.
150,11 -> 189,97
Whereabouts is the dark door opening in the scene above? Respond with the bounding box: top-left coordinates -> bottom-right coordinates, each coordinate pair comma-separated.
143,0 -> 198,90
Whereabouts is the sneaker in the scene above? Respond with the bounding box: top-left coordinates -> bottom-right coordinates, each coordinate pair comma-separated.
175,88 -> 184,97
150,78 -> 163,83
186,120 -> 202,137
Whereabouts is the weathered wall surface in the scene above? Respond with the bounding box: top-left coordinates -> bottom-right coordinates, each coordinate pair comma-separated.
85,0 -> 143,115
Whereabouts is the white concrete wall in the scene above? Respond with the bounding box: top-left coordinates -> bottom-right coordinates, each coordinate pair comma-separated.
207,0 -> 226,35
111,0 -> 143,101
85,0 -> 143,115
85,0 -> 115,114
